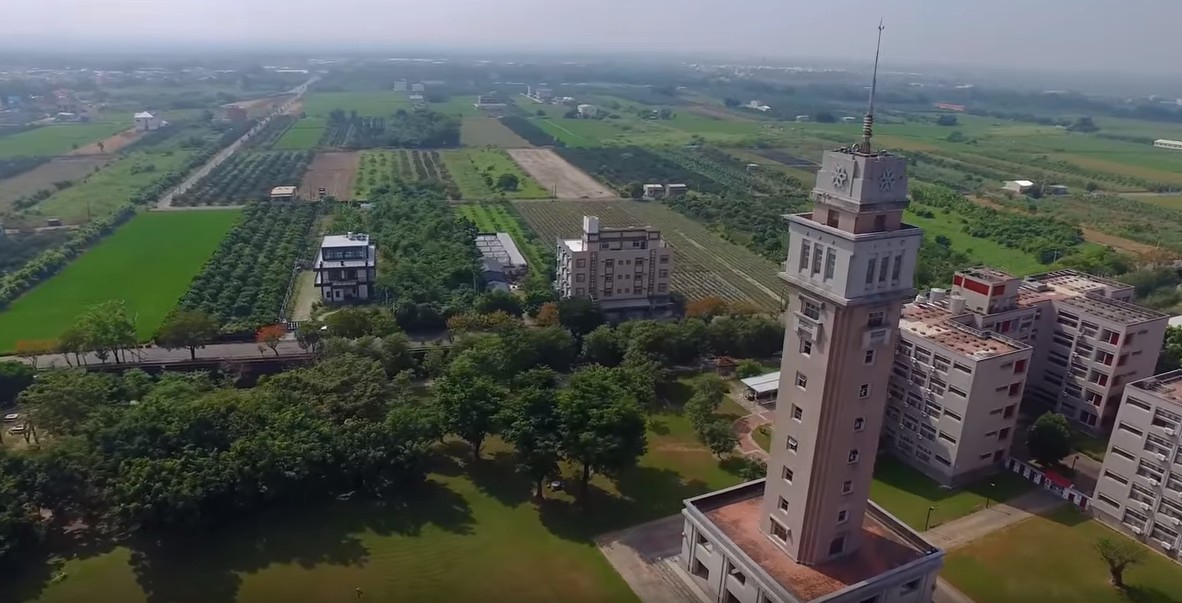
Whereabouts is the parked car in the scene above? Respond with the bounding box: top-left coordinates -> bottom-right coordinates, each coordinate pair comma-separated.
2,413 -> 20,423
8,425 -> 26,435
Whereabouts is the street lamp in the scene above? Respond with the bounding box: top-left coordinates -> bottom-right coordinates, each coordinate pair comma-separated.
985,481 -> 997,508
924,506 -> 936,531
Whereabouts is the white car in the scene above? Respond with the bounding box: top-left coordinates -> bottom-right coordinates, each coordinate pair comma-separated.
8,425 -> 26,435
2,413 -> 19,423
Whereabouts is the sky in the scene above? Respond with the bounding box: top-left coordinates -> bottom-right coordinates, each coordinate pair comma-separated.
1,0 -> 1178,75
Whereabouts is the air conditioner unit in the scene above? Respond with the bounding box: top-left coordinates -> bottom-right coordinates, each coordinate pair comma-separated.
1172,517 -> 1181,526
1141,502 -> 1152,511
1158,454 -> 1169,463
1133,526 -> 1143,535
1167,428 -> 1177,437
1163,542 -> 1173,551
1151,480 -> 1161,488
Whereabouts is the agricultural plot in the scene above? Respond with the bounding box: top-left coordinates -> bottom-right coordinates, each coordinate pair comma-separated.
460,118 -> 531,147
512,200 -> 788,310
0,156 -> 110,213
301,91 -> 411,118
174,151 -> 314,206
0,122 -> 130,158
554,146 -> 751,196
244,115 -> 297,150
301,151 -> 361,200
456,202 -> 551,273
506,149 -> 613,199
353,150 -> 456,198
442,149 -> 549,200
0,210 -> 240,352
273,118 -> 327,150
428,96 -> 483,117
180,203 -> 318,333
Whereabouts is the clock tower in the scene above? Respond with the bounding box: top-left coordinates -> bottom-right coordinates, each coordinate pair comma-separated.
758,23 -> 924,565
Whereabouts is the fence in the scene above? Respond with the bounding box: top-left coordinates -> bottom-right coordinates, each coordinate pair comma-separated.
1005,457 -> 1091,510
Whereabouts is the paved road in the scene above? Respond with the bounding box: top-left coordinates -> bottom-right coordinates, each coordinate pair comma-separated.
922,489 -> 1063,551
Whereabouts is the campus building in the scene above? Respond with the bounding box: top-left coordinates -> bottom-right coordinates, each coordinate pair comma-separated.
555,215 -> 673,313
314,232 -> 377,302
883,267 -> 1167,484
1092,371 -> 1182,560
679,80 -> 945,601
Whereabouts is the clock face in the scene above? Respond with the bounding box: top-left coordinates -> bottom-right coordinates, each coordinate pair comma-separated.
879,169 -> 897,192
832,167 -> 849,191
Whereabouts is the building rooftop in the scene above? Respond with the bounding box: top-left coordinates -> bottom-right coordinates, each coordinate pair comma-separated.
1010,179 -> 1035,187
321,233 -> 371,247
133,111 -> 155,119
960,266 -> 1015,284
1026,270 -> 1132,296
741,371 -> 781,395
561,238 -> 585,253
475,233 -> 528,268
690,482 -> 936,602
270,186 -> 297,196
1058,294 -> 1166,325
1130,370 -> 1182,404
901,302 -> 1029,359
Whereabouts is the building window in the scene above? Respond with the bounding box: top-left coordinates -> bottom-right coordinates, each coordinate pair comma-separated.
939,431 -> 957,444
691,559 -> 709,580
1126,397 -> 1152,412
878,255 -> 889,282
657,283 -> 667,293
796,372 -> 808,389
866,258 -> 877,285
944,409 -> 963,421
658,269 -> 668,278
1118,422 -> 1144,437
848,449 -> 860,464
782,466 -> 794,483
1103,470 -> 1129,485
800,339 -> 812,356
771,519 -> 789,542
854,417 -> 865,432
828,535 -> 846,556
864,349 -> 875,364
1111,447 -> 1136,462
892,254 -> 903,281
867,311 -> 885,328
778,497 -> 789,512
837,509 -> 849,524
792,405 -> 803,421
576,273 -> 586,282
799,240 -> 811,271
901,578 -> 921,594
787,437 -> 799,452
858,384 -> 870,398
827,209 -> 840,227
842,480 -> 853,494
824,248 -> 837,280
575,288 -> 585,296
953,362 -> 972,374
802,299 -> 821,320
812,243 -> 823,275
575,258 -> 586,268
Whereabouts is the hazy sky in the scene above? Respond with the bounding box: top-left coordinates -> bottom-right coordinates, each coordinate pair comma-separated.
2,0 -> 1177,74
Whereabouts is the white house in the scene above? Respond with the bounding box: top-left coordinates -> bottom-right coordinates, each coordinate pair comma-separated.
642,184 -> 666,200
314,233 -> 377,302
133,111 -> 163,132
1154,139 -> 1182,151
1003,179 -> 1035,194
577,104 -> 598,118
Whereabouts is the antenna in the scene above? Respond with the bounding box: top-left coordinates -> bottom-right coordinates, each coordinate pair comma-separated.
859,19 -> 885,154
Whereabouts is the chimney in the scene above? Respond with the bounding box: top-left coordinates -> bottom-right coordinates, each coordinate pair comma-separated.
583,215 -> 599,235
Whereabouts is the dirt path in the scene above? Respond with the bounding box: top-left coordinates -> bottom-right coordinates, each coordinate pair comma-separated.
68,127 -> 144,156
506,148 -> 614,199
300,151 -> 360,200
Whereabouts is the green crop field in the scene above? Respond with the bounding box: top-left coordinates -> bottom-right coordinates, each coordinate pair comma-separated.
903,208 -> 1055,277
456,202 -> 549,273
272,117 -> 327,150
1122,193 -> 1182,210
442,149 -> 548,199
460,118 -> 531,147
301,92 -> 412,118
428,96 -> 483,118
513,199 -> 788,310
0,122 -> 129,158
0,210 -> 241,351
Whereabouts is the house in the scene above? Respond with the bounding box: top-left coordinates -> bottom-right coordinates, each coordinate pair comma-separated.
555,215 -> 673,313
642,184 -> 666,200
841,116 -> 859,123
314,233 -> 377,302
269,186 -> 297,202
576,104 -> 598,118
665,183 -> 688,198
746,100 -> 771,112
794,114 -> 811,122
133,111 -> 163,132
1047,184 -> 1069,195
475,232 -> 529,279
480,257 -> 511,293
1153,139 -> 1182,151
474,93 -> 508,115
393,79 -> 408,92
411,82 -> 425,93
1002,179 -> 1035,194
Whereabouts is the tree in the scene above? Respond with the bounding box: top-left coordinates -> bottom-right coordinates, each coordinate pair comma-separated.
1096,537 -> 1146,588
18,370 -> 116,436
1158,326 -> 1182,374
1027,412 -> 1072,466
581,325 -> 624,366
499,369 -> 562,499
57,325 -> 88,366
936,114 -> 959,126
156,310 -> 219,360
77,301 -> 137,363
496,173 -> 519,191
322,307 -> 397,338
557,297 -> 604,338
557,366 -> 648,499
256,324 -> 286,355
735,359 -> 765,379
434,356 -> 506,459
945,131 -> 967,143
1067,116 -> 1099,133
702,421 -> 738,458
723,97 -> 741,108
685,296 -> 731,319
13,340 -> 53,369
474,290 -> 523,317
535,302 -> 560,326
814,112 -> 836,123
1085,181 -> 1100,193
624,182 -> 644,199
0,362 -> 34,407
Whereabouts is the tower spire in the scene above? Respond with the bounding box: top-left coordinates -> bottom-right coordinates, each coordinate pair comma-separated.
859,19 -> 885,154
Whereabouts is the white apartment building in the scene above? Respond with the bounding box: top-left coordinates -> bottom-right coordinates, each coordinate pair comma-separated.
555,216 -> 673,312
314,232 -> 377,302
1093,371 -> 1182,560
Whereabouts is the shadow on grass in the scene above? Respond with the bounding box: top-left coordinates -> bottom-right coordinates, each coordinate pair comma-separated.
466,450 -> 533,508
1039,504 -> 1090,527
1122,585 -> 1182,603
647,417 -> 671,436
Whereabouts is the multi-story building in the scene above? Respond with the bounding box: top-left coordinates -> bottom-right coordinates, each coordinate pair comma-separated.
1092,371 -> 1182,560
680,85 -> 945,602
555,215 -> 673,313
881,266 -> 1167,483
314,232 -> 377,302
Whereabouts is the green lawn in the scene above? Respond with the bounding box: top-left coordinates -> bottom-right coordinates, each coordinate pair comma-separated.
753,424 -> 771,452
0,122 -> 129,158
301,92 -> 412,118
22,151 -> 192,225
869,456 -> 1033,531
1072,429 -> 1110,462
16,384 -> 744,603
944,506 -> 1182,603
441,149 -> 548,199
272,117 -> 326,150
429,96 -> 483,118
903,208 -> 1053,277
0,210 -> 241,352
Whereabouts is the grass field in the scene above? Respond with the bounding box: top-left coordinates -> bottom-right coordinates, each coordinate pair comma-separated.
442,149 -> 548,199
902,208 -> 1052,276
272,117 -> 327,150
513,200 -> 788,311
1121,194 -> 1182,210
460,118 -> 531,147
0,122 -> 130,158
0,210 -> 241,351
455,202 -> 550,273
301,92 -> 411,118
944,506 -> 1182,603
428,96 -> 482,118
15,381 -> 745,603
868,456 -> 1032,531
352,150 -> 451,198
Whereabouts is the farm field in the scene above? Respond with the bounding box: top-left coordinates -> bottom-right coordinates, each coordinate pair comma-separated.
460,117 -> 531,147
513,200 -> 788,310
68,127 -> 146,156
272,118 -> 327,150
244,115 -> 297,150
506,149 -> 614,199
301,151 -> 361,200
442,149 -> 549,199
0,210 -> 240,352
0,156 -> 111,213
456,202 -> 549,272
174,151 -> 314,206
0,122 -> 130,158
902,208 -> 1053,277
18,151 -> 192,227
301,91 -> 411,118
1121,193 -> 1182,210
353,150 -> 455,198
428,96 -> 482,117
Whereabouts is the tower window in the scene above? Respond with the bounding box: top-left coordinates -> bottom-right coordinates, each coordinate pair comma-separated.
823,248 -> 836,280
864,349 -> 876,364
878,255 -> 889,282
799,240 -> 810,271
874,214 -> 886,230
842,480 -> 853,494
771,520 -> 789,542
829,535 -> 846,556
782,466 -> 794,483
827,209 -> 840,228
800,339 -> 812,355
787,437 -> 799,452
858,384 -> 870,399
837,509 -> 850,524
865,258 -> 877,284
854,417 -> 866,431
802,299 -> 821,319
795,372 -> 808,389
792,405 -> 803,421
868,311 -> 884,328
778,497 -> 790,512
812,243 -> 823,275
848,449 -> 861,464
892,254 -> 903,281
